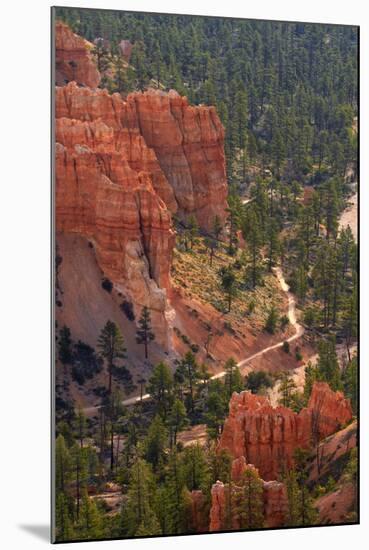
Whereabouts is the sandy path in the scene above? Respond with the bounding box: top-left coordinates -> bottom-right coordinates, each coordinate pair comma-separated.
339,192 -> 357,242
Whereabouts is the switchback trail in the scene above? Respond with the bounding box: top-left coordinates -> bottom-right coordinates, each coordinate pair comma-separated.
212,266 -> 303,379
83,265 -> 304,412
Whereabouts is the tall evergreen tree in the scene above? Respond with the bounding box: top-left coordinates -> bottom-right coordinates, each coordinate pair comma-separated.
218,265 -> 238,313
136,306 -> 155,360
98,321 -> 126,394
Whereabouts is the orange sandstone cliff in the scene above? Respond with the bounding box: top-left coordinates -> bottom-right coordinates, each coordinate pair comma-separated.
217,382 -> 352,481
132,89 -> 228,229
55,21 -> 101,88
55,22 -> 228,349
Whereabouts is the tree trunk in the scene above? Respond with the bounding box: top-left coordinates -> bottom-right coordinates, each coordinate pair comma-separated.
110,422 -> 114,471
76,458 -> 80,519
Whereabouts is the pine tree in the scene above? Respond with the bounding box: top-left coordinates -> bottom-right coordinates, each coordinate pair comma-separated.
55,492 -> 74,542
204,236 -> 218,267
59,325 -> 73,365
226,193 -> 242,255
134,511 -> 162,536
77,490 -> 104,540
205,380 -> 227,439
106,389 -> 125,471
97,321 -> 126,394
162,451 -> 186,534
218,265 -> 238,313
341,290 -> 357,362
168,399 -> 188,447
209,447 -> 233,485
136,306 -> 155,360
147,362 -> 173,419
176,352 -> 199,415
237,467 -> 264,529
70,443 -> 88,520
113,54 -> 135,95
241,207 -> 262,288
266,218 -> 280,272
278,373 -> 298,408
144,415 -> 168,470
130,41 -> 149,90
265,305 -> 278,334
291,449 -> 318,526
187,214 -> 199,249
212,215 -> 223,241
316,337 -> 342,391
285,469 -> 302,526
342,356 -> 357,414
121,458 -> 159,537
303,361 -> 319,402
181,444 -> 210,492
55,434 -> 72,494
224,358 -> 243,398
74,407 -> 87,448
92,38 -> 110,74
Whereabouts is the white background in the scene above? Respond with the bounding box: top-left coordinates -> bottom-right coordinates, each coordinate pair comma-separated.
0,0 -> 367,547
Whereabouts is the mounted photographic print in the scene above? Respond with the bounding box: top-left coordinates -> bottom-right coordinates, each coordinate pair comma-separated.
51,6 -> 359,543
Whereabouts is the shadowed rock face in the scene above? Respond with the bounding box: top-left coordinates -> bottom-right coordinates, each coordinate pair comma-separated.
55,21 -> 101,88
217,382 -> 352,481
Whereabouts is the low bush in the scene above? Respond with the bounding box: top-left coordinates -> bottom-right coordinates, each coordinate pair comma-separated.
120,300 -> 135,321
71,341 -> 103,385
101,278 -> 113,293
245,371 -> 273,394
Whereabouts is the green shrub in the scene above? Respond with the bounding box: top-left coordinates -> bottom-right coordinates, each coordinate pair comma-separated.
120,300 -> 135,321
245,371 -> 273,394
101,278 -> 113,292
71,341 -> 103,385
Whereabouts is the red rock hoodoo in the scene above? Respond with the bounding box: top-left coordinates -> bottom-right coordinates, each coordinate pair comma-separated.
55,21 -> 101,88
209,458 -> 288,531
217,382 -> 352,481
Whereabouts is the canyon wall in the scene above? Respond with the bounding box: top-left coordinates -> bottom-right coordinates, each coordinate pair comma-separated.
55,22 -> 229,347
132,90 -> 228,229
217,382 -> 352,481
55,87 -> 175,346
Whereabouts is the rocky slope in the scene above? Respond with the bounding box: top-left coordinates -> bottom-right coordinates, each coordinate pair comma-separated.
217,382 -> 352,480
